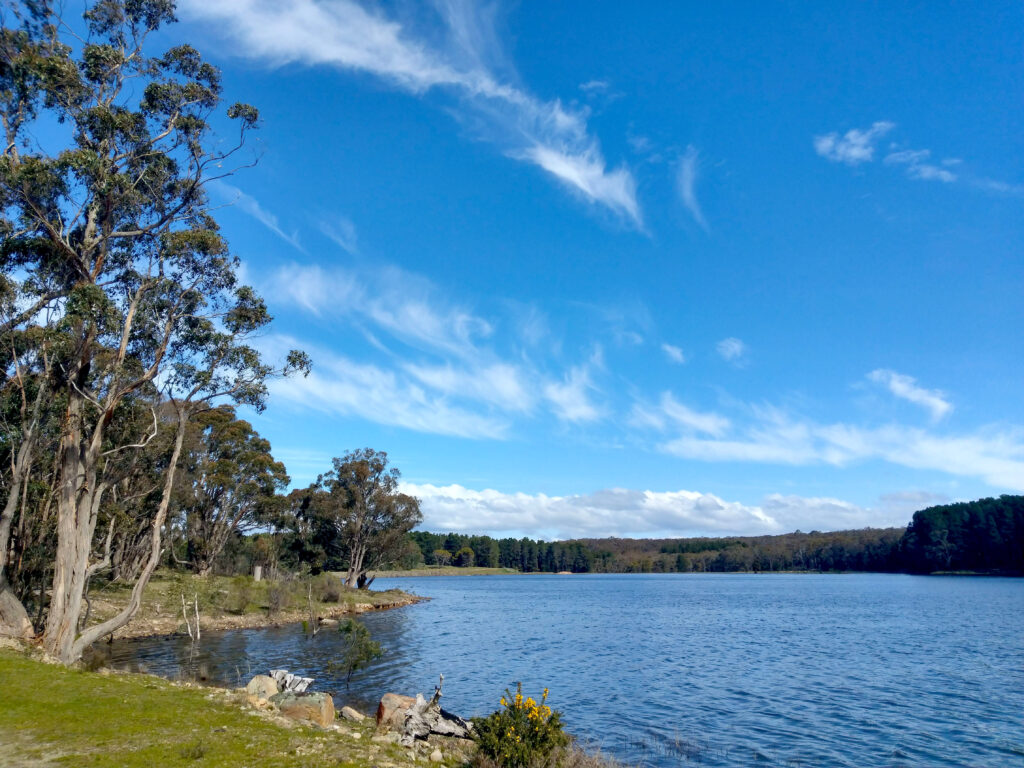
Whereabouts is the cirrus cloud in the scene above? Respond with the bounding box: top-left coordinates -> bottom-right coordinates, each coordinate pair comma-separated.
179,0 -> 642,225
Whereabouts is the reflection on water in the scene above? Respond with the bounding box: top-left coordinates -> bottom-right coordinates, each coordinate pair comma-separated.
107,573 -> 1024,768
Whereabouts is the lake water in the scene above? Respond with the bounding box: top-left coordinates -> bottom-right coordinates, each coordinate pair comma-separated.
107,574 -> 1024,767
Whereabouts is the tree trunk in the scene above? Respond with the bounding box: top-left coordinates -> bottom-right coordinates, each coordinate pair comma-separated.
0,373 -> 45,639
69,410 -> 188,661
43,389 -> 103,662
344,542 -> 367,589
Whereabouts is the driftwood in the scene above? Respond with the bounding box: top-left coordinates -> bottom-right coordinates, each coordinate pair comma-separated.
180,592 -> 200,642
397,674 -> 473,746
269,668 -> 313,693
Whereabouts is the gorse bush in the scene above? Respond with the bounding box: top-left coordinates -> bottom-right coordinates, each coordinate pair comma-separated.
474,683 -> 569,768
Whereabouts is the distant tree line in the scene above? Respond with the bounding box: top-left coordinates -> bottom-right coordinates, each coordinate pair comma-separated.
409,532 -> 594,572
899,495 -> 1024,573
401,495 -> 1023,575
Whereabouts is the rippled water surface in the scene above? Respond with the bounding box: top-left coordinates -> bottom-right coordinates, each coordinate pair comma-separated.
109,574 -> 1024,767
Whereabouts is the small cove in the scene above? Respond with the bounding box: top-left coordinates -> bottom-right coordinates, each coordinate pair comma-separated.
107,573 -> 1024,768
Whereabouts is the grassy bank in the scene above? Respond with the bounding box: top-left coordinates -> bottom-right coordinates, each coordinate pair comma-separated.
84,570 -> 423,640
370,567 -> 518,578
0,645 -> 463,768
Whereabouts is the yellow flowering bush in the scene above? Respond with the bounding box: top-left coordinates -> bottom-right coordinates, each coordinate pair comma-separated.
473,683 -> 569,768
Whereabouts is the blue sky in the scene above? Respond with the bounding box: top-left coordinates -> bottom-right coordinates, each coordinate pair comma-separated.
165,0 -> 1021,538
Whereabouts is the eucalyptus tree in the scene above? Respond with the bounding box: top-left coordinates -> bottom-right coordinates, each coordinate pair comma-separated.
175,406 -> 289,576
313,449 -> 422,589
0,1 -> 307,660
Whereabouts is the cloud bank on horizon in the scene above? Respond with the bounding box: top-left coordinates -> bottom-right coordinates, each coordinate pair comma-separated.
401,483 -> 948,539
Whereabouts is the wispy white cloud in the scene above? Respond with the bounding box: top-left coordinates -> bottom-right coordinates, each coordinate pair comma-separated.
630,393 -> 730,437
578,80 -> 609,93
641,393 -> 1024,491
318,215 -> 359,254
717,337 -> 747,363
676,145 -> 708,230
543,365 -> 603,423
884,149 -> 957,183
256,262 -> 617,434
868,369 -> 953,422
209,181 -> 304,251
908,164 -> 958,183
180,0 -> 641,225
270,262 -> 491,358
817,123 -> 1020,192
661,343 -> 685,364
265,338 -> 510,439
814,121 -> 895,165
405,362 -> 534,413
521,145 -> 641,224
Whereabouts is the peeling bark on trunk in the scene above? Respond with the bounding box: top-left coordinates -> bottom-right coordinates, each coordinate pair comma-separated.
43,387 -> 102,662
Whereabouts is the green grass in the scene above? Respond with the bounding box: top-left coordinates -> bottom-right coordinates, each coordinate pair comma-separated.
0,647 -> 462,768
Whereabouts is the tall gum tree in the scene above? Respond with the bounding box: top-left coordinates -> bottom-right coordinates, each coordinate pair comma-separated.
175,406 -> 289,577
0,1 -> 307,660
314,449 -> 423,589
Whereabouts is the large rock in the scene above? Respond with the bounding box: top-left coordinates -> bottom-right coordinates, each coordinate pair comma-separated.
270,691 -> 335,728
376,693 -> 416,729
0,588 -> 33,640
340,706 -> 366,722
245,674 -> 279,703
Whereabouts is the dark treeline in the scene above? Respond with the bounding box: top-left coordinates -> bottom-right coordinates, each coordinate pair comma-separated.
409,532 -> 594,573
900,495 -> 1024,573
405,495 -> 1024,575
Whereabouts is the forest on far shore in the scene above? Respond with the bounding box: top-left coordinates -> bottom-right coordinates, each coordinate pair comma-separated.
406,495 -> 1024,576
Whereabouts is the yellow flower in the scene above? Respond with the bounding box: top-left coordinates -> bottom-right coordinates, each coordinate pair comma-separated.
500,698 -> 507,706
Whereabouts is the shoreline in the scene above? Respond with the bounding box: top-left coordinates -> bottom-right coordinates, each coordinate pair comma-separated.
107,590 -> 428,642
74,571 -> 428,644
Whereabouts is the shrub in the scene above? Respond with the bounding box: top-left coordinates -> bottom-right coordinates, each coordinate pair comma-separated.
473,683 -> 569,768
326,617 -> 384,687
313,572 -> 343,603
225,576 -> 253,615
266,582 -> 290,617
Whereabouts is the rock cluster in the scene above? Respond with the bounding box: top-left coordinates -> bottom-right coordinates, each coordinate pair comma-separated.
242,668 -> 473,755
375,675 -> 473,747
245,670 -> 334,728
